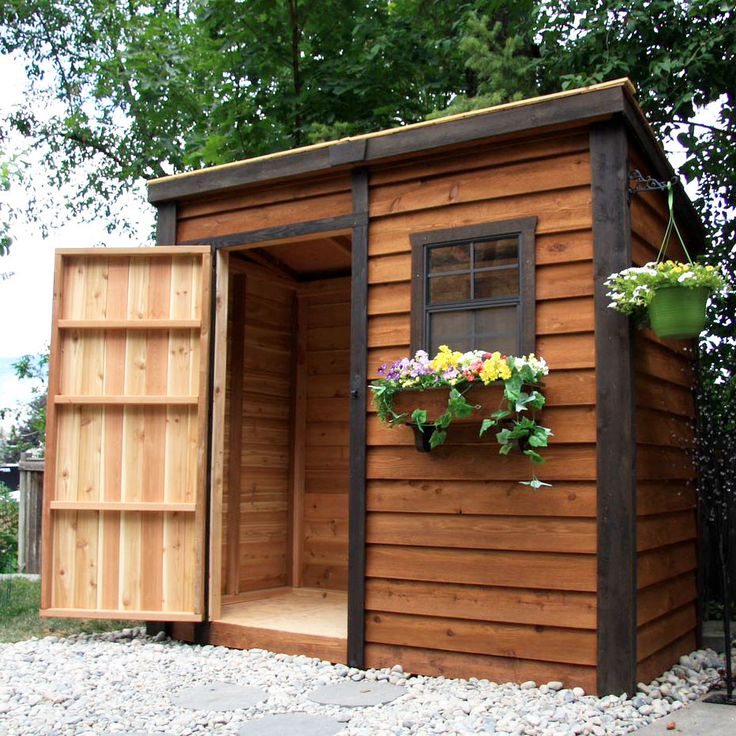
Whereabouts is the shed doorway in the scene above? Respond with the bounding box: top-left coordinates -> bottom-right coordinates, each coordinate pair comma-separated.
211,233 -> 352,662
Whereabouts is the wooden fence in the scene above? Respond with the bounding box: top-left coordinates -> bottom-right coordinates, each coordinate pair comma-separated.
17,453 -> 43,574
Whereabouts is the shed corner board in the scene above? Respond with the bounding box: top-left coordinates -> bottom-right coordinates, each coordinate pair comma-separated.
590,118 -> 638,696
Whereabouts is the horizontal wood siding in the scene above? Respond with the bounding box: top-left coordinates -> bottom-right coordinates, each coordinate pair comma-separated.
629,148 -> 698,684
223,274 -> 296,594
302,281 -> 351,590
176,173 -> 352,243
364,130 -> 597,688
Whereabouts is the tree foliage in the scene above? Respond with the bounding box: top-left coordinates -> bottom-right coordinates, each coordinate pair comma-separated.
0,0 -> 528,225
0,353 -> 48,464
0,482 -> 18,574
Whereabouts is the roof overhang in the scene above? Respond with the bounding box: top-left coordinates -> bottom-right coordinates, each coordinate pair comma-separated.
146,78 -> 704,245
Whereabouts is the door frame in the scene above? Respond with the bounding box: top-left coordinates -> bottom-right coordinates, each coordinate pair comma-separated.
191,170 -> 369,666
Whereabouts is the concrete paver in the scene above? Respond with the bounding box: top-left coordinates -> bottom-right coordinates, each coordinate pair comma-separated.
630,699 -> 736,736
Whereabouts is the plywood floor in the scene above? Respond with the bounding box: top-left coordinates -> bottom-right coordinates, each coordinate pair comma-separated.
216,588 -> 348,639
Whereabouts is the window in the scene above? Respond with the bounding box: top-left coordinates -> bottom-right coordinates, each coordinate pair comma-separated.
410,218 -> 536,356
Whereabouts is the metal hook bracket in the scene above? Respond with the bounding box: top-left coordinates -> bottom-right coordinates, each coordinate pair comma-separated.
627,169 -> 678,204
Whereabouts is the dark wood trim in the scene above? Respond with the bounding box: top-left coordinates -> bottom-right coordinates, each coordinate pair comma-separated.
148,86 -> 626,203
180,213 -> 364,250
329,139 -> 368,167
590,119 -> 637,696
225,273 -> 246,595
348,167 -> 369,669
156,202 -> 177,244
620,100 -> 706,252
409,217 -> 537,356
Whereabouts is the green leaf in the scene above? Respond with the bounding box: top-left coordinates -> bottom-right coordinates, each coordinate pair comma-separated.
523,448 -> 545,464
436,412 -> 452,429
429,429 -> 447,448
527,433 -> 548,448
479,418 -> 494,436
411,408 -> 427,431
496,428 -> 512,444
499,443 -> 514,455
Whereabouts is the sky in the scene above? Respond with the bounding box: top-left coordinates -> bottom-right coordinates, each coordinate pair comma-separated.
0,49 -> 723,430
0,53 -> 155,427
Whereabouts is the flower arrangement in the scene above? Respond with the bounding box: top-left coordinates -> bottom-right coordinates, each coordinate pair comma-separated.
370,345 -> 553,488
605,260 -> 725,316
605,260 -> 727,339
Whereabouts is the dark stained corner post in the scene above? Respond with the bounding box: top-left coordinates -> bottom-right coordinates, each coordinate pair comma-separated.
156,202 -> 177,244
590,119 -> 637,695
348,168 -> 369,668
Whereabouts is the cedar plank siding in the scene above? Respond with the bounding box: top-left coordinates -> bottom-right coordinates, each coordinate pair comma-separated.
176,173 -> 352,243
221,272 -> 295,594
363,128 -> 598,692
628,146 -> 698,685
302,282 -> 351,590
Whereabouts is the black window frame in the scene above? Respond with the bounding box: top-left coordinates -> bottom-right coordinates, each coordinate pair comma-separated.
410,217 -> 537,356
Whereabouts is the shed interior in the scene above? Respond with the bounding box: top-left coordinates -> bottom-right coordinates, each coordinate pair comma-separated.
213,232 -> 352,661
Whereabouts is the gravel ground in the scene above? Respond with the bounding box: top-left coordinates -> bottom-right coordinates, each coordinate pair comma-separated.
0,628 -> 727,736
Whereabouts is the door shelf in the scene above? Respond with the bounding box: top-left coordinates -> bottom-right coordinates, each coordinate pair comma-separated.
53,395 -> 199,405
50,501 -> 196,512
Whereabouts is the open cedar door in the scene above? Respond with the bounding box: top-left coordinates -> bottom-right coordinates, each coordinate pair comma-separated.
40,246 -> 218,622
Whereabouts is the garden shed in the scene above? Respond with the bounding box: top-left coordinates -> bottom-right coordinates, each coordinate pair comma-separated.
40,79 -> 703,696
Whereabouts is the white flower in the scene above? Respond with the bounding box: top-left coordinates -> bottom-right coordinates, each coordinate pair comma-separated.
677,272 -> 695,282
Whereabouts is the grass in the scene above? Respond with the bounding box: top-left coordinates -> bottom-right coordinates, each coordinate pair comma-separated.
0,577 -> 136,643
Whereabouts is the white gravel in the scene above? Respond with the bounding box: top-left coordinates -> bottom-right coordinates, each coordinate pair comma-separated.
0,628 -> 727,736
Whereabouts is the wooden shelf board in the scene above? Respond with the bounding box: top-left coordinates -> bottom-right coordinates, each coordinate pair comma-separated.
53,395 -> 198,405
57,246 -> 210,257
50,501 -> 196,513
58,319 -> 200,330
40,608 -> 201,622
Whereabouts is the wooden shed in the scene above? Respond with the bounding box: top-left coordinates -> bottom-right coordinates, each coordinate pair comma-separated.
40,79 -> 703,695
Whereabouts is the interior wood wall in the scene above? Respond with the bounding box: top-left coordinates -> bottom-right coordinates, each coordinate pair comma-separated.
195,173 -> 352,599
629,150 -> 698,685
363,129 -> 599,692
302,281 -> 351,590
221,272 -> 296,594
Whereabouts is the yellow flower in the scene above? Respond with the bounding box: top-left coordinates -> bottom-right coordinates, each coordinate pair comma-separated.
431,345 -> 462,372
480,352 -> 509,384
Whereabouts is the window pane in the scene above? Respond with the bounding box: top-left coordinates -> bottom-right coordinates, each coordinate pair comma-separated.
429,311 -> 473,355
429,243 -> 470,273
429,274 -> 470,304
474,306 -> 518,354
474,267 -> 518,299
477,332 -> 517,356
474,237 -> 518,268
428,306 -> 519,355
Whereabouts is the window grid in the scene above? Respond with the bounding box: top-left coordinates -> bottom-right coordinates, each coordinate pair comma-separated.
410,217 -> 537,357
424,237 -> 521,351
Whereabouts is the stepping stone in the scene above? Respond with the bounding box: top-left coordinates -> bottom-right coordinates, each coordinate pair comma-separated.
170,682 -> 267,711
238,712 -> 344,736
308,680 -> 405,707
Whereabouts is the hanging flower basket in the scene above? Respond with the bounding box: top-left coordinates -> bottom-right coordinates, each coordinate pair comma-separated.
369,346 -> 553,488
605,182 -> 726,340
648,285 -> 710,340
606,261 -> 725,340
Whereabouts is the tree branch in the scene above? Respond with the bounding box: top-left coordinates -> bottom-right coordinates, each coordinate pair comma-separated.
671,118 -> 735,137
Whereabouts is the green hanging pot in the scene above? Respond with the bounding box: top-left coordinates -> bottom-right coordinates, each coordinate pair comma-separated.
647,285 -> 709,340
